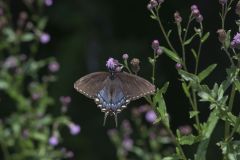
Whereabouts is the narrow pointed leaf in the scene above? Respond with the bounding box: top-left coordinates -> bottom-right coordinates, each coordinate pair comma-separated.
198,64 -> 217,82
162,47 -> 181,63
201,32 -> 210,43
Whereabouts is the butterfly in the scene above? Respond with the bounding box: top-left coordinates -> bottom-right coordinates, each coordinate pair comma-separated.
74,58 -> 155,126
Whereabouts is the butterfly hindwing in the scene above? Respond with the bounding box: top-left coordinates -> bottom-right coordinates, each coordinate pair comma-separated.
116,72 -> 155,100
74,72 -> 109,99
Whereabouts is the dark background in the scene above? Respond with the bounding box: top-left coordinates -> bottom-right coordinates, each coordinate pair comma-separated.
43,0 -> 239,159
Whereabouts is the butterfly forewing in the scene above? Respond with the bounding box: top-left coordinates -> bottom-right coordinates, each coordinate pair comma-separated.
116,72 -> 155,100
74,72 -> 109,98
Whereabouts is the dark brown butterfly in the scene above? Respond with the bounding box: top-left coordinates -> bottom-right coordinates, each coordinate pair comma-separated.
74,58 -> 155,126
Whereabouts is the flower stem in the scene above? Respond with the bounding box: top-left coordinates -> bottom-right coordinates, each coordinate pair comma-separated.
155,11 -> 178,55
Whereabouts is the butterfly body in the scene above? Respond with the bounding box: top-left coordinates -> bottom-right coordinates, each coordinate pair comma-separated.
74,71 -> 155,126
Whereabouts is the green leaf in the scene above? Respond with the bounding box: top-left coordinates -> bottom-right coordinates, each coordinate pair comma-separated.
161,47 -> 181,63
198,64 -> 217,82
194,109 -> 219,160
189,111 -> 199,119
178,70 -> 199,82
150,15 -> 157,20
21,33 -> 35,42
178,134 -> 196,145
201,32 -> 210,43
167,30 -> 172,37
184,33 -> 197,45
224,30 -> 231,48
153,82 -> 170,127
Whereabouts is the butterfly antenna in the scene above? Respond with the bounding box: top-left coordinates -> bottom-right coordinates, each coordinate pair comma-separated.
113,112 -> 118,127
103,111 -> 109,126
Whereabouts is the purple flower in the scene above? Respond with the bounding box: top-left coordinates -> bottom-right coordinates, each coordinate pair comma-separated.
68,123 -> 81,135
122,137 -> 133,151
152,40 -> 160,50
48,61 -> 60,72
175,63 -> 182,69
231,32 -> 240,49
49,135 -> 59,146
60,96 -> 71,106
145,110 -> 157,123
178,125 -> 192,135
122,54 -> 129,60
3,56 -> 18,69
31,93 -> 42,101
44,0 -> 53,6
40,32 -> 51,44
106,58 -> 119,70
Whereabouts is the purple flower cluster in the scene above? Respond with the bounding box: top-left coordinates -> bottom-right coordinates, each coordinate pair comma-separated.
106,57 -> 122,72
231,32 -> 240,49
147,0 -> 164,11
191,5 -> 203,23
151,40 -> 163,55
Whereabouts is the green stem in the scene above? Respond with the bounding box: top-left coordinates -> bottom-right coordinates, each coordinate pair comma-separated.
124,60 -> 132,74
152,53 -> 157,85
155,11 -> 178,54
223,48 -> 234,66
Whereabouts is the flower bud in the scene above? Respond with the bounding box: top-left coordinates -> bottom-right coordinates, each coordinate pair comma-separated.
130,58 -> 140,74
156,47 -> 163,55
174,11 -> 182,23
196,14 -> 203,23
150,0 -> 158,8
152,40 -> 160,50
191,5 -> 198,11
216,29 -> 226,43
122,54 -> 129,60
175,63 -> 182,69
